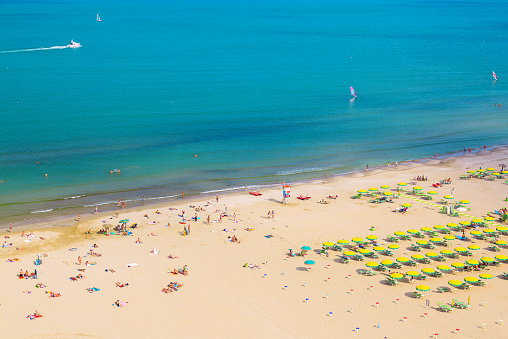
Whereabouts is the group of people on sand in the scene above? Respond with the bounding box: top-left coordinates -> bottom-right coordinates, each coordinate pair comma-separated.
267,210 -> 275,218
170,265 -> 188,276
414,175 -> 428,181
46,290 -> 61,298
228,235 -> 239,243
161,282 -> 183,294
19,269 -> 37,279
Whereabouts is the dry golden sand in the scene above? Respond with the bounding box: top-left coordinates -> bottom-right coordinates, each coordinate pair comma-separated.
2,148 -> 508,338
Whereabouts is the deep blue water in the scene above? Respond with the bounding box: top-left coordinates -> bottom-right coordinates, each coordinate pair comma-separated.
1,0 -> 508,223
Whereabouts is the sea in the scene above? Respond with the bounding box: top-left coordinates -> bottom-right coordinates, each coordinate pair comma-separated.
1,0 -> 508,226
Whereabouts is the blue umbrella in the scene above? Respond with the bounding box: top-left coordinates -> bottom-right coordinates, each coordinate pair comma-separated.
304,260 -> 315,265
119,219 -> 129,224
301,246 -> 311,251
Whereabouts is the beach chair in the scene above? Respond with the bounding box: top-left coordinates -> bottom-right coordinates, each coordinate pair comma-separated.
366,252 -> 380,259
418,274 -> 428,281
389,263 -> 403,269
319,249 -> 326,255
452,299 -> 469,309
382,250 -> 394,256
438,303 -> 453,313
386,277 -> 399,286
353,254 -> 365,261
376,265 -> 388,272
435,256 -> 446,262
474,234 -> 486,240
412,291 -> 423,299
487,245 -> 501,252
441,229 -> 451,234
350,194 -> 361,199
341,257 -> 350,264
462,251 -> 473,257
387,236 -> 400,243
332,244 -> 343,251
414,233 -> 425,238
410,244 -> 422,252
437,287 -> 450,293
406,260 -> 417,267
472,280 -> 486,287
399,234 -> 411,241
422,243 -> 436,250
431,271 -> 443,278
502,272 -> 508,280
458,283 -> 470,290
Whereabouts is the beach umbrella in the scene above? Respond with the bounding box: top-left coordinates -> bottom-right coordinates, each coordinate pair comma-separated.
421,268 -> 436,275
444,235 -> 456,240
380,185 -> 390,189
454,247 -> 468,253
323,241 -> 334,247
401,203 -> 412,208
466,259 -> 480,266
451,262 -> 465,269
497,226 -> 508,232
398,182 -> 407,186
301,246 -> 311,251
407,229 -> 419,234
421,227 -> 432,232
466,170 -> 476,174
406,270 -> 420,277
416,285 -> 430,292
413,186 -> 423,191
440,249 -> 453,255
434,225 -> 445,230
426,252 -> 439,258
484,217 -> 495,221
479,273 -> 493,280
468,245 -> 481,251
383,191 -> 394,196
459,200 -> 470,205
459,221 -> 471,227
470,231 -> 482,236
443,195 -> 454,200
394,231 -> 406,236
368,187 -> 378,192
411,254 -> 425,260
381,259 -> 394,266
343,251 -> 356,256
492,172 -> 501,176
390,273 -> 404,280
472,218 -> 483,224
359,248 -> 371,255
464,276 -> 478,284
396,257 -> 410,263
352,237 -> 364,243
388,244 -> 400,249
430,238 -> 442,243
495,255 -> 508,262
416,240 -> 429,245
304,260 -> 315,265
495,240 -> 507,246
448,279 -> 463,287
477,169 -> 486,173
365,262 -> 379,268
366,235 -> 378,241
486,167 -> 495,172
357,189 -> 367,194
437,265 -> 451,271
481,257 -> 495,264
338,240 -> 349,245
373,246 -> 386,252
119,219 -> 129,224
428,191 -> 438,195
502,171 -> 508,174
483,229 -> 495,234
447,223 -> 459,228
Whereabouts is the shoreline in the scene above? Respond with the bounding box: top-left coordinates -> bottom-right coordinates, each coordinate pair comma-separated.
4,144 -> 505,233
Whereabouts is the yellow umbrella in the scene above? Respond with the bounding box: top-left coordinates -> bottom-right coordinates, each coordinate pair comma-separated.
464,276 -> 478,284
496,226 -> 508,232
323,241 -> 334,247
416,285 -> 430,291
495,255 -> 508,262
394,231 -> 406,236
459,221 -> 471,226
401,203 -> 412,208
357,189 -> 367,194
447,223 -> 459,228
384,191 -> 394,196
454,247 -> 468,253
380,185 -> 390,189
352,237 -> 364,243
396,257 -> 410,263
492,172 -> 501,176
459,200 -> 470,205
368,188 -> 379,192
425,252 -> 439,258
470,231 -> 482,236
421,227 -> 432,232
365,261 -> 379,268
343,251 -> 356,256
443,195 -> 454,200
373,246 -> 386,252
413,186 -> 423,191
477,169 -> 486,173
502,171 -> 508,174
437,265 -> 451,271
433,225 -> 445,230
411,254 -> 425,260
381,259 -> 394,266
483,229 -> 495,234
416,240 -> 429,245
468,245 -> 481,250
338,239 -> 349,245
451,262 -> 465,268
472,218 -> 483,223
421,268 -> 436,274
359,248 -> 371,255
481,257 -> 495,263
430,238 -> 442,243
466,259 -> 480,266
406,270 -> 420,277
366,235 -> 378,241
407,229 -> 419,234
444,235 -> 455,240
466,170 -> 476,174
495,240 -> 507,246
440,249 -> 453,255
479,273 -> 493,280
486,168 -> 495,171
448,279 -> 463,287
428,191 -> 438,195
398,182 -> 407,186
484,217 -> 495,221
388,244 -> 400,249
390,272 -> 404,280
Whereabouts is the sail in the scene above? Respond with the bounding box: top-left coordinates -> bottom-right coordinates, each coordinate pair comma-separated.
350,86 -> 356,97
493,71 -> 498,80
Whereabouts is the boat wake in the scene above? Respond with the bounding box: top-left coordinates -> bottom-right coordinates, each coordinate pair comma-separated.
0,45 -> 70,54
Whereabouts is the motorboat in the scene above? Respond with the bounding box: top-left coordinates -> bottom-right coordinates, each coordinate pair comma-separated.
67,40 -> 81,48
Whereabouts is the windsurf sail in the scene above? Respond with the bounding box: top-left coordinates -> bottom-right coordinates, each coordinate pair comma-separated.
350,86 -> 356,97
493,71 -> 498,81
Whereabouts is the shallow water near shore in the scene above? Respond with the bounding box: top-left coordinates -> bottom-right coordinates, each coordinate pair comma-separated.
2,0 -> 508,225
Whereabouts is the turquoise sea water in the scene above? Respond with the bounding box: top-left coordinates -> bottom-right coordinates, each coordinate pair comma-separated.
1,0 -> 508,224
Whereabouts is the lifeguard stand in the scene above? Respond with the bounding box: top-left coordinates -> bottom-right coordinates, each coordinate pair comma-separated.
282,182 -> 291,205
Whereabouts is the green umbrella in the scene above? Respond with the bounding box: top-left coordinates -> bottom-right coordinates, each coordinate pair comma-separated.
416,285 -> 430,291
448,279 -> 463,287
365,261 -> 379,268
479,273 -> 493,280
464,276 -> 478,284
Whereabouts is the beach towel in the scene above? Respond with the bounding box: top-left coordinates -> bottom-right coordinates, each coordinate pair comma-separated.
149,249 -> 160,255
27,314 -> 43,320
126,263 -> 138,267
24,239 -> 31,243
69,248 -> 77,251
265,235 -> 274,238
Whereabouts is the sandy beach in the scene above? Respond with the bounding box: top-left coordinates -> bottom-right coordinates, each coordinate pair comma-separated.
3,147 -> 508,339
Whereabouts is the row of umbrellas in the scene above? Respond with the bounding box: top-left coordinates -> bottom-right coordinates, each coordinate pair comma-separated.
415,272 -> 494,292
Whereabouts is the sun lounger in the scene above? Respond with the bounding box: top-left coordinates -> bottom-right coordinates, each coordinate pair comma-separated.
386,277 -> 399,286
389,263 -> 403,269
472,280 -> 486,287
437,287 -> 450,293
341,257 -> 350,264
431,271 -> 443,278
438,302 -> 453,313
411,244 -> 422,252
435,256 -> 447,262
387,236 -> 400,243
376,265 -> 388,272
406,260 -> 417,267
502,272 -> 508,280
457,283 -> 470,290
381,250 -> 394,256
350,194 -> 361,199
412,291 -> 423,299
332,244 -> 343,251
352,254 -> 365,261
487,245 -> 501,252
452,299 -> 469,309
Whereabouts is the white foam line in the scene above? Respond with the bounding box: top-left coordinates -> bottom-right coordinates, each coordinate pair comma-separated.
0,45 -> 69,54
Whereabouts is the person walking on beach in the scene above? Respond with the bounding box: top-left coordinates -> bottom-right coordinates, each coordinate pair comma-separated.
78,214 -> 81,222
9,223 -> 12,233
435,153 -> 438,159
194,213 -> 198,222
188,225 -> 191,234
216,195 -> 219,203
78,256 -> 82,265
207,215 -> 210,225
450,188 -> 454,198
115,210 -> 119,218
142,196 -> 145,206
272,210 -> 275,219
94,206 -> 98,215
233,213 -> 236,221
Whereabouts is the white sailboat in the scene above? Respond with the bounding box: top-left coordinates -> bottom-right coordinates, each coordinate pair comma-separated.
97,13 -> 102,22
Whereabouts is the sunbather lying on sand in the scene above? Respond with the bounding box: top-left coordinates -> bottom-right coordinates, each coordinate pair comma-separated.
114,300 -> 128,307
116,282 -> 129,288
47,291 -> 61,297
27,311 -> 42,320
167,254 -> 179,259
